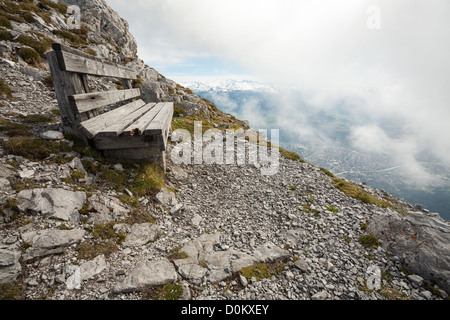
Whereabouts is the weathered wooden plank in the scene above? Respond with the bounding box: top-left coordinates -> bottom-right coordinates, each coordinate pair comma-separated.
69,88 -> 141,113
46,51 -> 90,127
145,103 -> 174,134
93,134 -> 160,150
79,99 -> 146,138
123,102 -> 166,136
54,48 -> 137,79
97,102 -> 156,137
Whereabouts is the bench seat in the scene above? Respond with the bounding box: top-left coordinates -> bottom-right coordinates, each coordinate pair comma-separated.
46,43 -> 173,167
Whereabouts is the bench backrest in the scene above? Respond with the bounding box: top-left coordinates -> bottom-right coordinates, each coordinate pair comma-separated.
47,43 -> 141,134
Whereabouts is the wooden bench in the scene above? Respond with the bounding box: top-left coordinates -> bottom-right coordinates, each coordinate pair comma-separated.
46,43 -> 173,169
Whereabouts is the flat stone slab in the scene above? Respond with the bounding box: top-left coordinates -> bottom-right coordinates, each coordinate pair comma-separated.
112,259 -> 178,294
21,229 -> 86,261
172,232 -> 290,284
17,188 -> 86,223
114,223 -> 163,247
0,248 -> 22,284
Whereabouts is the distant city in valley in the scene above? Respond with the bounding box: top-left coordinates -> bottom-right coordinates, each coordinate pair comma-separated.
186,80 -> 450,221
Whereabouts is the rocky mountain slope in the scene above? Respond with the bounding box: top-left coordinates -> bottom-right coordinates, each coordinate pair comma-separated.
0,0 -> 449,300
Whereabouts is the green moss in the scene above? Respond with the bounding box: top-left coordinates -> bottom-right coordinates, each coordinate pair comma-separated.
71,169 -> 85,180
239,262 -> 284,281
288,186 -> 297,191
0,16 -> 11,29
142,282 -> 183,300
18,47 -> 40,66
1,136 -> 71,160
358,234 -> 380,249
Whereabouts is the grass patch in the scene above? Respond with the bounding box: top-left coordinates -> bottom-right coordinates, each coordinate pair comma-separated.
75,241 -> 118,261
288,186 -> 297,191
52,27 -> 89,47
0,29 -> 12,41
0,16 -> 12,29
99,161 -> 164,198
167,246 -> 189,261
18,47 -> 40,66
121,209 -> 156,225
84,48 -> 97,56
279,147 -> 305,162
1,137 -> 71,160
333,178 -> 391,208
40,0 -> 68,15
320,167 -> 335,178
239,262 -> 285,281
325,204 -> 339,213
16,34 -> 52,56
358,234 -> 380,249
0,283 -> 25,300
18,114 -> 55,124
0,79 -> 13,100
142,282 -> 183,300
0,119 -> 32,136
91,222 -> 126,245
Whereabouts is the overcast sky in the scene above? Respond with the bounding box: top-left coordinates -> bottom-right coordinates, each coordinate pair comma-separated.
107,0 -> 450,185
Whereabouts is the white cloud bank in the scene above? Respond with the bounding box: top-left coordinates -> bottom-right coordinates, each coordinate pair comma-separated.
107,0 -> 450,185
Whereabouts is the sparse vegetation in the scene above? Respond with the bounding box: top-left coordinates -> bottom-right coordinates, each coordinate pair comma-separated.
167,246 -> 189,260
19,114 -> 55,124
16,34 -> 52,56
142,282 -> 183,300
121,209 -> 156,225
320,167 -> 335,178
0,79 -> 13,100
0,119 -> 32,136
358,234 -> 380,249
333,178 -> 392,208
75,241 -> 118,261
0,16 -> 11,29
91,222 -> 126,245
1,136 -> 71,161
239,262 -> 284,281
84,48 -> 97,56
0,283 -> 25,300
18,47 -> 40,66
325,204 -> 339,213
288,186 -> 297,191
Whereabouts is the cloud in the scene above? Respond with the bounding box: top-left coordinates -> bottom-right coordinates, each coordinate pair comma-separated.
107,0 -> 450,183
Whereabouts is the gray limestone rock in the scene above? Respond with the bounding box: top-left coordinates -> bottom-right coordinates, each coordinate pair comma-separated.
112,259 -> 178,293
368,210 -> 450,293
0,248 -> 22,284
17,188 -> 86,223
21,229 -> 86,261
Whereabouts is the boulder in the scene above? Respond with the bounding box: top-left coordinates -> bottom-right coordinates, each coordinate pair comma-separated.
115,223 -> 163,247
21,229 -> 85,261
368,211 -> 450,293
0,248 -> 22,284
112,259 -> 178,293
17,188 -> 86,223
